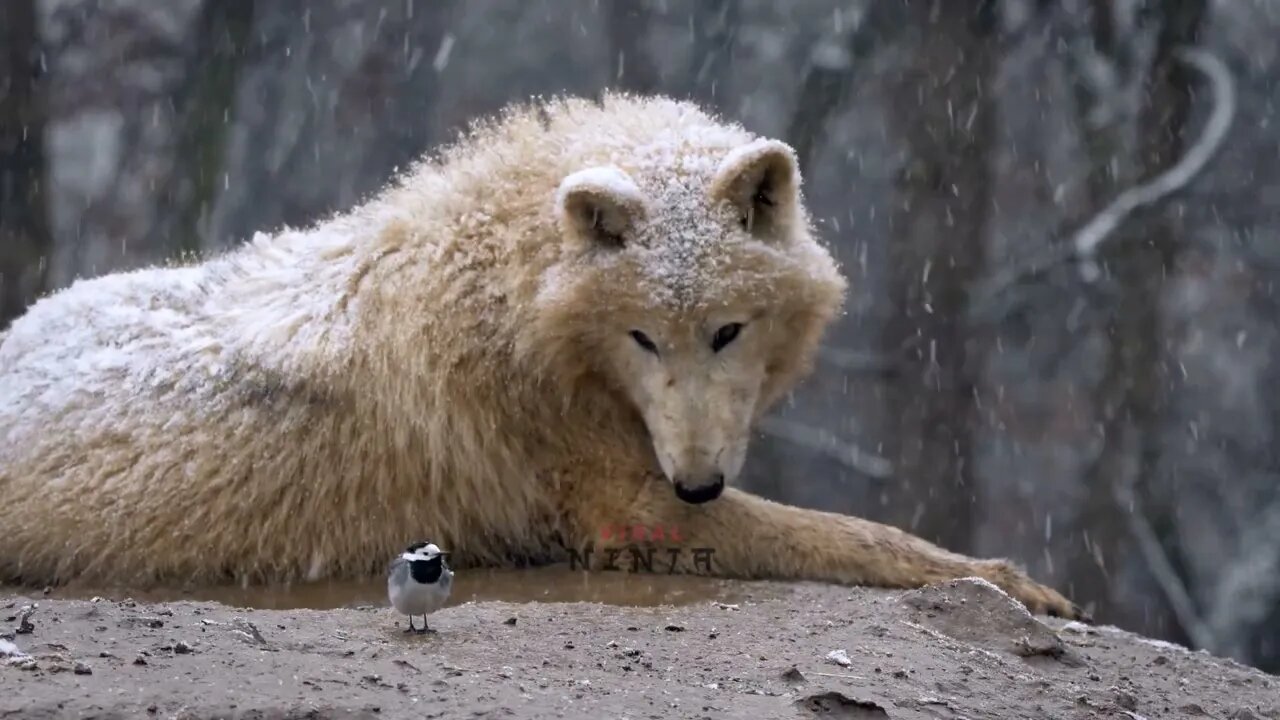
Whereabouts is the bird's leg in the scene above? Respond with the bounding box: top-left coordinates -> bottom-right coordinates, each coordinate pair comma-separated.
404,615 -> 417,633
418,616 -> 435,634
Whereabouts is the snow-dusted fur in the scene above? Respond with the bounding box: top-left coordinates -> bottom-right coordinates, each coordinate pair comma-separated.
0,93 -> 1082,619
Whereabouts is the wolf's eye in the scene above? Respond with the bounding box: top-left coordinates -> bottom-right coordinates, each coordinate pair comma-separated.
630,330 -> 658,355
711,323 -> 744,353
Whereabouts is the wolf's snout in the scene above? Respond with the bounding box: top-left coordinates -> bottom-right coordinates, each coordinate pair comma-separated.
672,473 -> 725,504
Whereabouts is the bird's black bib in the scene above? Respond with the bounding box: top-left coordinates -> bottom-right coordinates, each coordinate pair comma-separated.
408,556 -> 444,584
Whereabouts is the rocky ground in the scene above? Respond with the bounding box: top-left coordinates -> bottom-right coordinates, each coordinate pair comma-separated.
1,572 -> 1276,719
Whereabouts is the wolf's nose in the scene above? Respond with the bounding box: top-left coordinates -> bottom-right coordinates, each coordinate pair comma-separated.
673,473 -> 725,504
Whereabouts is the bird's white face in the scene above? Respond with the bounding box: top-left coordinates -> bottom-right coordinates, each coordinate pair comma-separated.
402,542 -> 444,563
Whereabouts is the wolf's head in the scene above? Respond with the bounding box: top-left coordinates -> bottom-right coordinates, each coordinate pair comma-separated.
526,108 -> 846,504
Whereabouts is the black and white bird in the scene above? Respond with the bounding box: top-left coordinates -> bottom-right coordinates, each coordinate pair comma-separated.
387,540 -> 454,633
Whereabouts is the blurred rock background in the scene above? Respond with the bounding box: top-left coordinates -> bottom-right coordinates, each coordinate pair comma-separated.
2,0 -> 1277,672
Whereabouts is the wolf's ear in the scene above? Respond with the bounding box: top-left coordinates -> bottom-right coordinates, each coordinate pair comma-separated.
555,166 -> 648,251
709,139 -> 800,242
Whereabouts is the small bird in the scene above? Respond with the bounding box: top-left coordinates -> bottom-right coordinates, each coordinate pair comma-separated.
387,540 -> 454,633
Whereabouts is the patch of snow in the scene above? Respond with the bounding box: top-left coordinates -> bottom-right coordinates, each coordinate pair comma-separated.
951,576 -> 1034,619
715,138 -> 798,191
953,576 -> 1007,596
555,166 -> 648,214
0,639 -> 29,660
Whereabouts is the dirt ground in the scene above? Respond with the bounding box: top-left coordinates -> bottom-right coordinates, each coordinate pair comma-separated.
2,570 -> 1276,720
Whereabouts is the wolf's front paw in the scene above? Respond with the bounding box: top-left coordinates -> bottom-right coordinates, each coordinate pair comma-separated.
982,560 -> 1092,622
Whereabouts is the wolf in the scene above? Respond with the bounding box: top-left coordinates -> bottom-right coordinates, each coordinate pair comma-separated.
0,93 -> 1083,619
